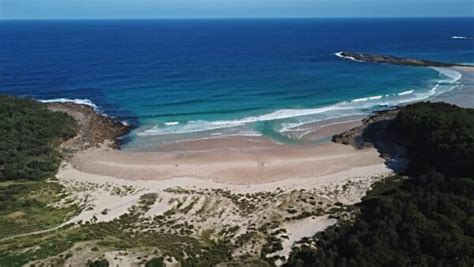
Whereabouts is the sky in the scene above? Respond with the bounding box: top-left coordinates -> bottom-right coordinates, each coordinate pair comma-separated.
0,0 -> 473,19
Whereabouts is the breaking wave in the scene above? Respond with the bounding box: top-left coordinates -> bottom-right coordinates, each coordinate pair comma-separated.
398,90 -> 414,96
38,98 -> 119,123
452,36 -> 473,40
136,67 -> 463,137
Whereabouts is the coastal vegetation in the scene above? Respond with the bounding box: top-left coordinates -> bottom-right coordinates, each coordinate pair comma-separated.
0,95 -> 81,265
0,95 -> 77,181
286,102 -> 474,266
0,195 -> 233,267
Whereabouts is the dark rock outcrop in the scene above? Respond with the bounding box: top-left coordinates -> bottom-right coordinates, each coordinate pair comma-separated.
333,109 -> 408,172
46,102 -> 131,156
332,109 -> 398,149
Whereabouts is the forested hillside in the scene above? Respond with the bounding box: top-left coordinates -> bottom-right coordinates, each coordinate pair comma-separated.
286,102 -> 474,266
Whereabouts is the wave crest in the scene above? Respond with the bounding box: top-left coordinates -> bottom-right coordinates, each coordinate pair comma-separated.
398,90 -> 414,96
39,98 -> 98,110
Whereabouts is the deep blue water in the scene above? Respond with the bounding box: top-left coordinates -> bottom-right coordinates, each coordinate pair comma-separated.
1,19 -> 473,148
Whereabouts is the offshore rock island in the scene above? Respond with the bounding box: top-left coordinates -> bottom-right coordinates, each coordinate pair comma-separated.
336,51 -> 473,68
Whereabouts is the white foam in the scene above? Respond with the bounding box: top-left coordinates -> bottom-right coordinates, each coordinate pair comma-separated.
222,130 -> 263,137
39,98 -> 99,111
334,51 -> 364,63
452,36 -> 468,39
432,67 -> 462,83
351,95 -> 382,102
398,89 -> 414,96
164,121 -> 179,126
368,95 -> 382,100
352,97 -> 368,102
279,111 -> 367,134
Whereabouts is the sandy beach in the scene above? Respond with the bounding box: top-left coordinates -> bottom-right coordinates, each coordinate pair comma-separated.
71,141 -> 387,184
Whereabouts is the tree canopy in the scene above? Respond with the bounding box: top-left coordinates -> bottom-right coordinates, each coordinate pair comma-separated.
389,102 -> 474,177
0,95 -> 77,181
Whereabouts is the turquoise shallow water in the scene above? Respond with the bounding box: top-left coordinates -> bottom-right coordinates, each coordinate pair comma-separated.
0,19 -> 473,149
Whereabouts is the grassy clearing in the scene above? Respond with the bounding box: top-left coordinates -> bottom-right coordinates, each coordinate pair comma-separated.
0,180 -> 78,239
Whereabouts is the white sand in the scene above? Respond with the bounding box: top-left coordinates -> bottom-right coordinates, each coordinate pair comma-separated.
267,215 -> 338,265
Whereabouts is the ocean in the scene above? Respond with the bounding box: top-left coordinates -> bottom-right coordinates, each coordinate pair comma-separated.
1,18 -> 473,149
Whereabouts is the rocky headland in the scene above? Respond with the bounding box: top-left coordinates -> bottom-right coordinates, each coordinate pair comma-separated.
46,102 -> 131,156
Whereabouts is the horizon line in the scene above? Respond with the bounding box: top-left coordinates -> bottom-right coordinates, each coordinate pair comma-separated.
1,16 -> 473,21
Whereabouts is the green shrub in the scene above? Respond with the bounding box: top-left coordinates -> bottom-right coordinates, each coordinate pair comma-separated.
88,259 -> 109,267
146,257 -> 164,267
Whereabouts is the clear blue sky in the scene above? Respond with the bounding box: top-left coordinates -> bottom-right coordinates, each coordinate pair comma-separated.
0,0 -> 473,19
